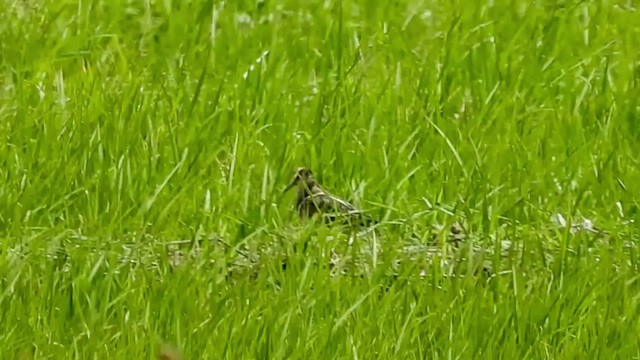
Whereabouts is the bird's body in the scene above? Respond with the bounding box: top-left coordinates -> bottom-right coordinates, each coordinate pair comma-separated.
284,167 -> 375,227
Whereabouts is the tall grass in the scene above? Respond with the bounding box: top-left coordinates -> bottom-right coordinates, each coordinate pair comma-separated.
1,0 -> 639,358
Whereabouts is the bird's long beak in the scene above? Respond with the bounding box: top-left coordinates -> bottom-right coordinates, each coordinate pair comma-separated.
283,179 -> 297,193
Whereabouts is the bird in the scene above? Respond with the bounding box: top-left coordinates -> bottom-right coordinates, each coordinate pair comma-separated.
156,344 -> 182,360
283,167 -> 376,227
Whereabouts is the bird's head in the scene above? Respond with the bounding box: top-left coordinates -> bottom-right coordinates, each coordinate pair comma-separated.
283,167 -> 316,193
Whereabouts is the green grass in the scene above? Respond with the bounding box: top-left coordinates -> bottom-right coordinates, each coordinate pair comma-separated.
1,0 -> 640,358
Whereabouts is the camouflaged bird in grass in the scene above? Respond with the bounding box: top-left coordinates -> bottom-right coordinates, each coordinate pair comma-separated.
156,344 -> 182,360
283,167 -> 377,228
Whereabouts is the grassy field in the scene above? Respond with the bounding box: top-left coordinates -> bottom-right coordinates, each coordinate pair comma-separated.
1,0 -> 640,358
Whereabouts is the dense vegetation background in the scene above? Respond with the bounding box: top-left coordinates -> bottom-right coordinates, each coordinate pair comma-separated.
1,0 -> 639,358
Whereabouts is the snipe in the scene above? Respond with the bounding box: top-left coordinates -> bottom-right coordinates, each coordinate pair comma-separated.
283,167 -> 376,227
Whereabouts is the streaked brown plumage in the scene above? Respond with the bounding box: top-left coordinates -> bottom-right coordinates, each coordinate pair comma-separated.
283,167 -> 375,227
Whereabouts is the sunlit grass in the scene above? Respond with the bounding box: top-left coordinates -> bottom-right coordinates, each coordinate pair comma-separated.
1,0 -> 640,358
